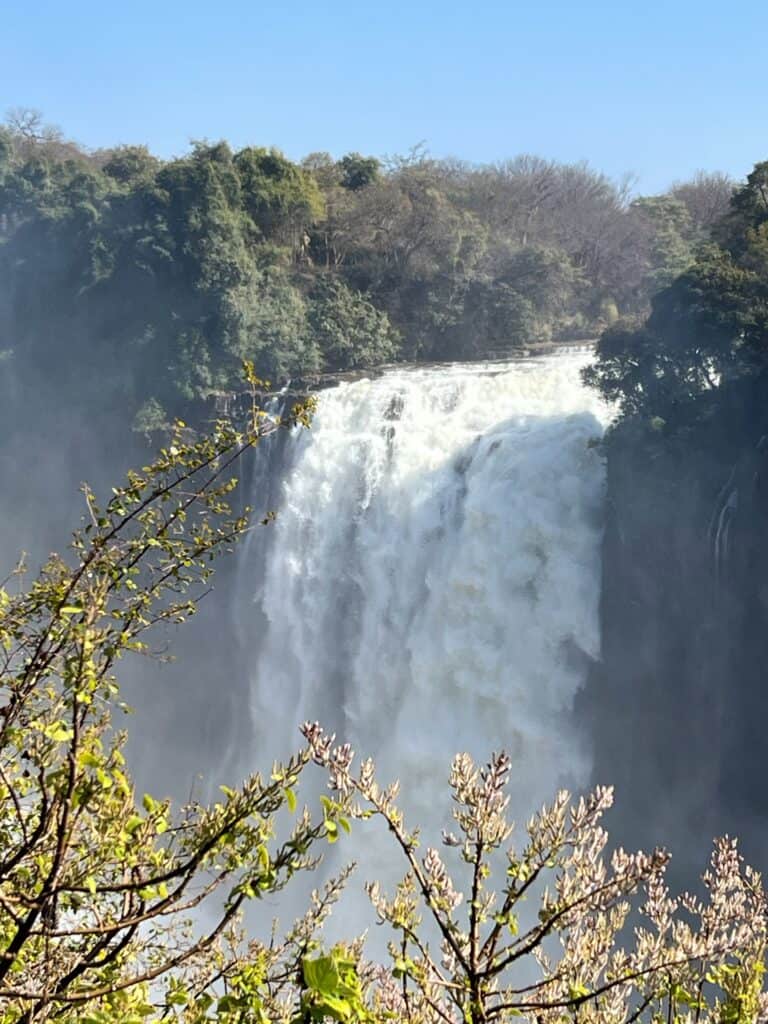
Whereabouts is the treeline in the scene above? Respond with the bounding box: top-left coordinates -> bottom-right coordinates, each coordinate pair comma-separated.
0,107 -> 733,425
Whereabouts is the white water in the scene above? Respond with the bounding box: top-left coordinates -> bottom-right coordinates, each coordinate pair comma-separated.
245,348 -> 609,917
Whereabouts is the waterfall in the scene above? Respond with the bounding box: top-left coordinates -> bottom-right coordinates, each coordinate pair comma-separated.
241,348 -> 609,923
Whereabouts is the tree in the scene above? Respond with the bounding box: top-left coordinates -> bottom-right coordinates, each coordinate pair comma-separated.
671,171 -> 734,239
337,154 -> 380,192
234,147 -> 324,250
423,279 -> 537,359
3,109 -> 84,167
4,109 -> 60,146
305,727 -> 768,1024
629,195 -> 694,293
301,152 -> 340,192
308,278 -> 400,370
717,161 -> 768,254
226,269 -> 321,381
585,159 -> 768,426
0,391 -> 347,1022
99,146 -> 160,187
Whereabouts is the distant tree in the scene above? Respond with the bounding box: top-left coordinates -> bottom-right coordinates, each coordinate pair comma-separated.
338,152 -> 381,191
301,151 -> 341,191
342,157 -> 486,293
99,145 -> 160,186
301,153 -> 355,268
308,277 -> 400,369
717,160 -> 768,255
4,107 -> 62,147
671,170 -> 735,238
629,195 -> 694,292
230,269 -> 321,380
496,245 -> 582,325
585,161 -> 768,424
234,146 -> 324,249
3,107 -> 85,166
458,158 -> 646,321
131,396 -> 169,439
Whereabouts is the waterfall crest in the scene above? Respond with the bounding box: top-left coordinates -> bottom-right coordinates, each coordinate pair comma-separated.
244,349 -> 608,845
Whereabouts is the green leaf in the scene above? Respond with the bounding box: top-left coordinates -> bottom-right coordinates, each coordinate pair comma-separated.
303,955 -> 340,997
45,723 -> 74,742
317,993 -> 352,1020
568,982 -> 590,1001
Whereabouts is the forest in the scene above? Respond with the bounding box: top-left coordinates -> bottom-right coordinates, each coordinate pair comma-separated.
0,108 -> 734,432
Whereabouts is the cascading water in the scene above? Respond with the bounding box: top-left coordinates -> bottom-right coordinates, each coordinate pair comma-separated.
241,347 -> 609,925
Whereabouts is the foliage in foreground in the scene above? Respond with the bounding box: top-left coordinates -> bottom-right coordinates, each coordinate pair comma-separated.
304,727 -> 767,1024
0,385 -> 333,1022
0,411 -> 765,1022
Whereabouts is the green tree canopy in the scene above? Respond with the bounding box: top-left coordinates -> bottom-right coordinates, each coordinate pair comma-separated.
234,146 -> 324,246
585,158 -> 768,426
308,277 -> 400,369
337,152 -> 380,192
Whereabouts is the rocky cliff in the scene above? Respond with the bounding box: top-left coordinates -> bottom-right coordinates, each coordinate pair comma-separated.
584,375 -> 768,880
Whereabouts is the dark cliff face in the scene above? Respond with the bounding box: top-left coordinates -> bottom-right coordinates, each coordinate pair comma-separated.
583,380 -> 768,882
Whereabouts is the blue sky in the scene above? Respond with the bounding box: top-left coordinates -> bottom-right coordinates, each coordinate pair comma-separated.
2,0 -> 766,194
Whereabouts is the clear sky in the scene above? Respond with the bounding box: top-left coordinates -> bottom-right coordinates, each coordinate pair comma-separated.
2,0 -> 766,194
